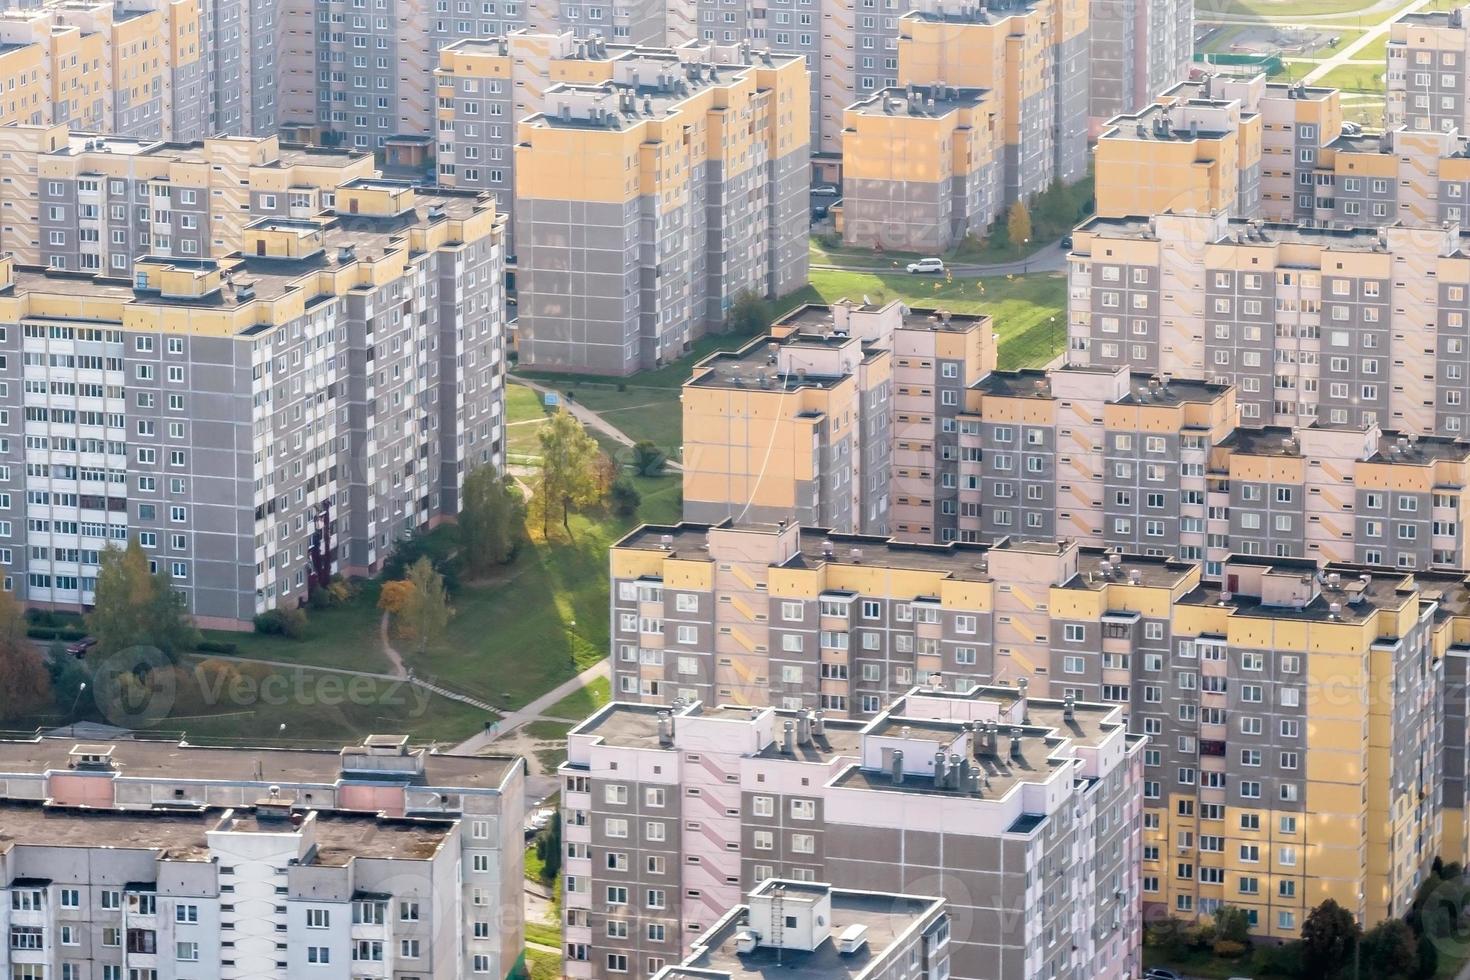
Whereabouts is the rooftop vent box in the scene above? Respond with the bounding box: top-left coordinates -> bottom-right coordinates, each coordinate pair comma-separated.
838,924 -> 869,954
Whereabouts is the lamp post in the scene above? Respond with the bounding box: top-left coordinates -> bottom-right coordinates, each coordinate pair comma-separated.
1022,237 -> 1031,274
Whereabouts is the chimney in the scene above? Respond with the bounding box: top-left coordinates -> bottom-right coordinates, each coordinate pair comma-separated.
782,720 -> 795,755
797,711 -> 813,745
1009,726 -> 1024,760
657,710 -> 673,747
891,749 -> 904,784
948,753 -> 963,790
933,751 -> 948,789
1017,677 -> 1030,723
958,757 -> 972,793
1063,692 -> 1076,721
812,709 -> 825,736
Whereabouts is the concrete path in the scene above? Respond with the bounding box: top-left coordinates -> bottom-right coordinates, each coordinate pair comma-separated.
378,612 -> 408,678
451,658 -> 610,754
511,377 -> 683,472
1301,0 -> 1431,84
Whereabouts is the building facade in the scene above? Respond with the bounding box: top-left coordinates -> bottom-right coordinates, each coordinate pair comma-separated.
0,180 -> 507,627
513,45 -> 809,375
1086,0 -> 1192,128
560,686 -> 1143,980
0,733 -> 525,979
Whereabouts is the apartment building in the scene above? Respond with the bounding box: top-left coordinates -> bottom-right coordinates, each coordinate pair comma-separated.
0,0 -> 210,140
512,45 -> 809,376
1094,93 -> 1262,219
838,84 -> 999,252
895,0 -> 1089,205
0,734 -> 524,977
681,298 -> 995,536
0,732 -> 525,978
1086,0 -> 1192,127
1064,210 -> 1470,437
655,880 -> 951,980
560,685 -> 1143,980
0,126 -> 376,276
0,178 -> 506,627
1388,6 -> 1470,135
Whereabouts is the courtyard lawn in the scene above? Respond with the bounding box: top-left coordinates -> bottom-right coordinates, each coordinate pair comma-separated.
196,582 -> 392,676
545,675 -> 611,720
1320,61 -> 1385,92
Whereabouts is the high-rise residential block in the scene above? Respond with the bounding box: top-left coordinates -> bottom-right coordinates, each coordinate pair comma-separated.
0,126 -> 376,276
0,0 -> 209,139
512,44 -> 809,376
1094,91 -> 1261,219
602,520 -> 1465,943
895,0 -> 1089,204
1388,6 -> 1470,135
1086,0 -> 1192,127
838,84 -> 999,252
0,179 -> 506,627
680,299 -> 995,536
560,685 -> 1142,980
0,733 -> 525,978
1065,210 -> 1470,436
655,880 -> 953,980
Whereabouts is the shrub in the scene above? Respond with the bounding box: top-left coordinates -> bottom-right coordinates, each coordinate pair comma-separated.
195,640 -> 239,655
253,607 -> 308,639
610,476 -> 641,517
1212,939 -> 1248,959
25,627 -> 58,640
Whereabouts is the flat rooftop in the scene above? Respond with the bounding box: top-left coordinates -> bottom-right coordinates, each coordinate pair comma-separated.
971,368 -> 1228,405
773,302 -> 991,336
1102,102 -> 1233,142
686,333 -> 882,393
1367,432 -> 1470,465
571,702 -> 865,762
1179,560 -> 1415,623
1218,424 -> 1300,457
0,735 -> 520,790
678,887 -> 942,980
902,0 -> 1043,25
1058,548 -> 1199,592
1397,9 -> 1469,27
1074,214 -> 1388,251
848,85 -> 987,119
0,801 -> 454,863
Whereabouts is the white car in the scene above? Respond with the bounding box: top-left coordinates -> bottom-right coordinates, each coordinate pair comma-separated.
906,257 -> 945,274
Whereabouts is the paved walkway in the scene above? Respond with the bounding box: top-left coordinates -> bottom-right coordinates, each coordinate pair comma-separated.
1301,0 -> 1432,84
811,245 -> 1068,278
452,658 -> 610,754
512,377 -> 683,472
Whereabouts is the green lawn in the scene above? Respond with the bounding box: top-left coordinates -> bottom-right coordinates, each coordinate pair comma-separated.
524,949 -> 561,980
151,667 -> 488,747
557,385 -> 683,454
505,383 -> 552,461
525,920 -> 560,947
545,675 -> 611,720
196,584 -> 391,675
1206,0 -> 1387,17
1355,33 -> 1389,62
1320,61 -> 1384,92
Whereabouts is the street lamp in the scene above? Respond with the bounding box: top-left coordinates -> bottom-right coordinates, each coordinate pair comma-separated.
1022,237 -> 1031,274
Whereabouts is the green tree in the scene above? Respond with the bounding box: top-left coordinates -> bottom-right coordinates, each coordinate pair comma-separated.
632,440 -> 666,477
1006,200 -> 1033,251
459,465 -> 524,576
609,476 -> 641,517
87,540 -> 199,663
1301,898 -> 1359,979
1415,930 -> 1439,980
532,409 -> 601,538
726,290 -> 771,336
1361,920 -> 1418,980
398,557 -> 452,656
44,642 -> 88,717
534,811 -> 562,884
1212,905 -> 1252,947
0,588 -> 49,721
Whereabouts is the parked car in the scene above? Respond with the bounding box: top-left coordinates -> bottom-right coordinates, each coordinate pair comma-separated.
66,636 -> 97,659
1143,970 -> 1181,980
1059,235 -> 1073,249
906,257 -> 945,274
812,183 -> 840,196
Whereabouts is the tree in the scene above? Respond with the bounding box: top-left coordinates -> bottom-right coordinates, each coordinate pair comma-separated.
726,290 -> 771,336
632,440 -> 666,477
0,588 -> 49,720
1006,200 -> 1032,250
44,642 -> 87,718
610,476 -> 641,518
87,540 -> 199,664
1361,920 -> 1418,980
1301,898 -> 1359,979
1416,930 -> 1439,980
397,557 -> 452,656
534,811 -> 562,884
1212,905 -> 1252,947
378,579 -> 416,616
532,409 -> 601,538
459,465 -> 524,576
